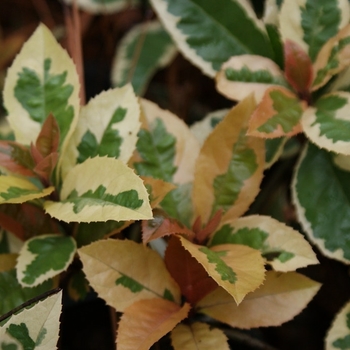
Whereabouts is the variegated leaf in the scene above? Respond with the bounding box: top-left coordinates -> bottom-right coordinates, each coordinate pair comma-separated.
279,0 -> 350,62
117,298 -> 190,350
79,239 -> 181,312
62,0 -> 137,14
3,24 -> 80,166
302,92 -> 350,155
171,322 -> 229,350
0,269 -> 54,316
248,86 -> 305,138
112,21 -> 177,96
209,215 -> 318,272
61,85 -> 140,179
133,99 -> 200,226
45,157 -> 152,223
0,175 -> 54,204
292,143 -> 350,263
178,236 -> 265,304
0,289 -> 62,349
326,301 -> 350,350
16,234 -> 76,287
150,0 -> 274,77
197,271 -> 321,329
263,0 -> 281,25
265,137 -> 287,168
192,95 -> 265,224
313,24 -> 350,90
216,55 -> 289,102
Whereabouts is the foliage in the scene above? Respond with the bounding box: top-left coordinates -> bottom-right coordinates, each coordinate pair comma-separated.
2,0 -> 350,349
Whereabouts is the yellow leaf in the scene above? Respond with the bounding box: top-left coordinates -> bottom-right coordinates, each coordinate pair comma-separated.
141,176 -> 176,208
117,298 -> 190,350
197,271 -> 321,328
79,239 -> 181,312
0,253 -> 17,272
179,236 -> 265,304
171,322 -> 230,350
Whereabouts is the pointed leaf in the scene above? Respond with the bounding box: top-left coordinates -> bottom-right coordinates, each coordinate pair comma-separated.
0,269 -> 54,316
0,203 -> 62,241
284,39 -> 313,96
112,21 -> 177,96
61,85 -> 140,179
164,236 -> 217,305
117,298 -> 190,350
16,234 -> 76,287
302,92 -> 350,155
248,86 -> 305,138
179,236 -> 265,304
33,152 -> 59,182
0,290 -> 62,349
3,24 -> 80,163
265,137 -> 287,168
142,177 -> 176,208
197,271 -> 321,328
150,0 -> 274,77
34,114 -> 59,159
326,301 -> 350,350
209,215 -> 318,272
62,0 -> 136,14
45,157 -> 152,223
292,142 -> 350,263
193,95 -> 265,224
0,176 -> 54,204
313,24 -> 350,90
279,0 -> 350,62
171,322 -> 229,350
216,55 -> 289,102
79,239 -> 181,312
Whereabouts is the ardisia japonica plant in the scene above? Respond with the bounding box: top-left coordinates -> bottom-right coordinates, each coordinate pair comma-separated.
0,21 -> 322,349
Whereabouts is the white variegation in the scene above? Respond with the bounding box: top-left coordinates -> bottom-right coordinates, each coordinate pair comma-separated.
263,0 -> 280,25
62,0 -> 137,14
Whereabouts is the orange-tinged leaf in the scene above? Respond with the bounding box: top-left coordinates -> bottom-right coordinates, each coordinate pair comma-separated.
197,271 -> 321,329
171,322 -> 229,350
248,86 -> 305,138
79,239 -> 181,312
33,152 -> 59,181
0,253 -> 18,272
165,236 -> 217,305
142,176 -> 176,208
116,298 -> 190,350
142,210 -> 194,243
193,95 -> 265,224
179,236 -> 265,304
284,39 -> 313,97
193,209 -> 223,245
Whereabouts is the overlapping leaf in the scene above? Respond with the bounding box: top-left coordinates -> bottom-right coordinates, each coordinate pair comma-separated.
326,301 -> 350,350
293,143 -> 350,263
197,271 -> 321,329
45,157 -> 152,222
0,175 -> 54,204
279,0 -> 350,62
192,95 -> 265,224
150,0 -> 274,77
79,239 -> 181,312
179,236 -> 265,304
302,92 -> 350,155
16,234 -> 76,287
61,85 -> 140,179
112,21 -> 177,96
117,298 -> 190,350
171,322 -> 229,350
0,289 -> 62,349
3,24 -> 80,166
209,215 -> 318,272
216,55 -> 289,102
248,86 -> 305,138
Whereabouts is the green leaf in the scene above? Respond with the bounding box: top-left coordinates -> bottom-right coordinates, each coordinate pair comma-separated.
45,157 -> 152,223
116,274 -> 145,293
279,0 -> 349,62
293,143 -> 350,263
0,269 -> 53,316
265,137 -> 286,168
302,92 -> 350,155
112,21 -> 176,96
134,118 -> 177,182
16,234 -> 76,287
150,0 -> 274,77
